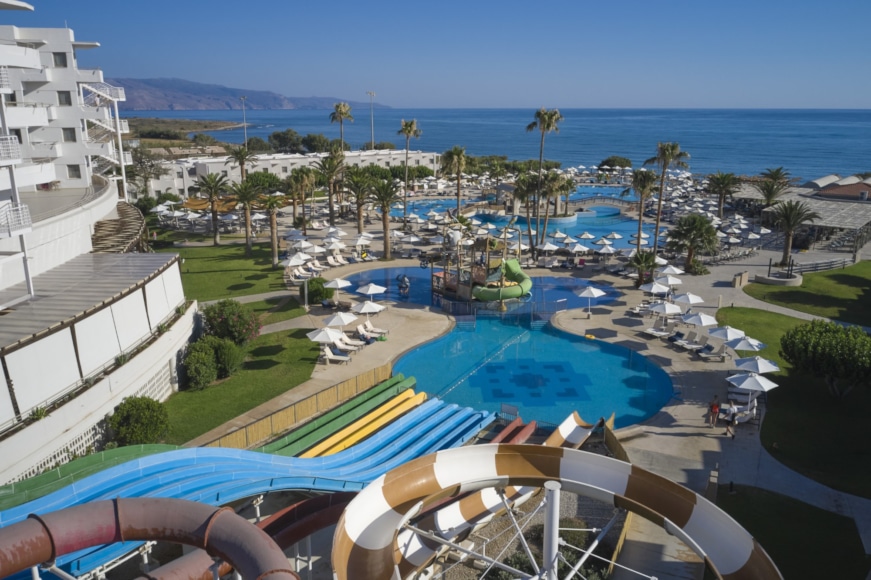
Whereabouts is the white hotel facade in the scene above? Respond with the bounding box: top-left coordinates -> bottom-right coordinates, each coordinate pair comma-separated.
0,2 -> 194,483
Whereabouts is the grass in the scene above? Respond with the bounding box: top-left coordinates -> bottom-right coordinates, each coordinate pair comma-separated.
744,260 -> 871,327
717,485 -> 870,579
717,307 -> 871,498
157,243 -> 287,302
163,329 -> 319,445
246,296 -> 307,326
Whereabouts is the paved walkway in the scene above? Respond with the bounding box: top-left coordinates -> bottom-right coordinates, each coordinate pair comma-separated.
175,209 -> 871,576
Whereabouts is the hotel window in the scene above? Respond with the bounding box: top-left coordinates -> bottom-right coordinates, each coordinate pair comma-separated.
282,166 -> 288,174
52,52 -> 68,68
221,170 -> 228,177
176,171 -> 183,178
67,164 -> 81,179
62,128 -> 77,142
57,91 -> 72,106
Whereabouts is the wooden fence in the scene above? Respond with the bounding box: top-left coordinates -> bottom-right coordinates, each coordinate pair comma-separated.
204,363 -> 393,450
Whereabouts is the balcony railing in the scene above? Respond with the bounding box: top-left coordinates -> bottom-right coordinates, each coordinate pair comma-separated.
0,135 -> 21,163
0,66 -> 10,92
0,203 -> 32,237
80,82 -> 126,102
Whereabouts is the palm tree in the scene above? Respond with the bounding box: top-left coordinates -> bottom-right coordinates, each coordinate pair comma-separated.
628,250 -> 658,288
261,194 -> 286,268
761,166 -> 792,185
330,102 -> 354,151
313,149 -> 345,226
622,168 -> 658,254
512,172 -> 538,253
228,180 -> 262,257
285,167 -> 315,232
440,146 -> 467,216
754,178 -> 788,210
707,171 -> 740,218
665,213 -> 718,271
224,145 -> 257,181
196,173 -> 229,246
540,171 -> 572,242
771,200 -> 820,265
369,179 -> 401,260
398,119 -> 422,228
345,167 -> 375,234
526,108 -> 564,245
644,142 -> 690,254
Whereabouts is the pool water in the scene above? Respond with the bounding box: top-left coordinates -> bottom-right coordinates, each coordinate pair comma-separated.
342,267 -> 673,429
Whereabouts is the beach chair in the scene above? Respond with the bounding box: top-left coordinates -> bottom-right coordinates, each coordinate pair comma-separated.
364,320 -> 388,335
326,255 -> 342,267
321,347 -> 350,365
666,330 -> 686,344
311,259 -> 329,271
680,334 -> 708,352
697,343 -> 728,361
642,319 -> 668,338
673,330 -> 698,349
293,267 -> 312,279
339,334 -> 367,348
332,339 -> 359,353
336,254 -> 351,265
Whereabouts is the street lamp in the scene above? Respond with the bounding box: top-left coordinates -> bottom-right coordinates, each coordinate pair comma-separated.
366,91 -> 375,150
240,95 -> 248,146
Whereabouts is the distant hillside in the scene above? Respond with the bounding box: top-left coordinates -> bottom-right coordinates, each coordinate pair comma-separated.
109,78 -> 388,111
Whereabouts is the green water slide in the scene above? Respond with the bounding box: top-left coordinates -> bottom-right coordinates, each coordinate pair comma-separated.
471,259 -> 533,302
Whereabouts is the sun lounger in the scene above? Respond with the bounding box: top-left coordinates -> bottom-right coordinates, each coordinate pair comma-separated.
697,343 -> 728,361
332,339 -> 359,353
339,334 -> 367,348
321,347 -> 350,365
680,334 -> 708,352
673,330 -> 698,349
311,259 -> 329,271
364,320 -> 388,335
326,255 -> 342,267
666,330 -> 686,344
642,319 -> 671,339
335,254 -> 350,265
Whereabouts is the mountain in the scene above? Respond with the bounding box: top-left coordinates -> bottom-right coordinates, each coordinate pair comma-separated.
108,78 -> 388,111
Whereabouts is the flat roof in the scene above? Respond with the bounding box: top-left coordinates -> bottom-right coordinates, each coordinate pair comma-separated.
0,253 -> 178,352
734,184 -> 871,230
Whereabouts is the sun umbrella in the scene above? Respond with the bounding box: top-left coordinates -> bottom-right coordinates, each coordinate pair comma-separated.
429,234 -> 446,244
735,356 -> 780,374
351,236 -> 372,246
404,234 -> 422,244
648,302 -> 682,316
306,327 -> 346,344
596,245 -> 617,255
325,277 -> 352,302
631,231 -> 651,239
655,275 -> 682,286
640,281 -> 670,295
726,336 -> 766,352
726,372 -> 779,392
351,300 -> 386,317
709,326 -> 746,341
682,312 -> 718,327
657,265 -> 684,275
592,237 -> 613,246
391,230 -> 406,239
292,240 -> 313,250
552,230 -> 567,239
323,311 -> 358,327
356,283 -> 387,297
604,231 -> 623,239
326,242 -> 346,251
673,292 -> 704,306
251,212 -> 267,221
284,251 -> 312,264
538,242 -> 560,253
327,227 -> 348,237
569,243 -> 590,254
308,245 -> 327,255
655,255 -> 668,266
578,232 -> 596,240
509,242 -> 530,251
576,286 -> 606,313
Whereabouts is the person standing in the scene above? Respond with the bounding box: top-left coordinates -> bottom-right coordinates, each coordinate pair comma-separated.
708,395 -> 720,428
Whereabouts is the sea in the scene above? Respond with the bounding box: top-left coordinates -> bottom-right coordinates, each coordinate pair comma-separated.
123,109 -> 871,182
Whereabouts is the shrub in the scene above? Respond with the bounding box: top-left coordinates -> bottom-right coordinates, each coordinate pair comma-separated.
108,396 -> 169,446
200,335 -> 246,379
302,277 -> 334,304
202,299 -> 261,345
687,258 -> 710,276
184,340 -> 218,390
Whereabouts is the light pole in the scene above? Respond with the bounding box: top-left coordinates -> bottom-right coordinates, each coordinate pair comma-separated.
240,95 -> 248,146
366,91 -> 375,149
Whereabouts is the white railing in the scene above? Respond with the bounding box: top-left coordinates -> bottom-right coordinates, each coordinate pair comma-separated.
0,135 -> 21,162
0,203 -> 32,236
80,82 -> 126,102
0,66 -> 10,92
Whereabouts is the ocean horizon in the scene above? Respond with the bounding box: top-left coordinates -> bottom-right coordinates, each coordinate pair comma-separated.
124,108 -> 871,182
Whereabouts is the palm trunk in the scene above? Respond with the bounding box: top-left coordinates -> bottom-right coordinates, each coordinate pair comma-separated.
782,232 -> 793,265
244,207 -> 252,256
403,141 -> 410,229
685,247 -> 694,270
270,214 -> 279,268
356,201 -> 364,235
292,198 -> 298,223
211,203 -> 220,246
535,133 -> 545,246
382,211 -> 391,260
718,194 -> 725,219
525,198 -> 535,259
637,205 -> 644,255
327,182 -> 335,226
652,167 -> 668,254
541,202 -> 552,249
456,176 -> 461,216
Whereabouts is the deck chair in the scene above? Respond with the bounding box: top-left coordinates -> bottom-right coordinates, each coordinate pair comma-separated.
332,339 -> 359,353
339,334 -> 366,348
697,343 -> 728,361
674,330 -> 698,349
311,259 -> 329,271
364,320 -> 388,335
666,330 -> 686,344
326,255 -> 342,267
321,347 -> 350,365
336,254 -> 351,265
681,334 -> 709,352
642,319 -> 669,339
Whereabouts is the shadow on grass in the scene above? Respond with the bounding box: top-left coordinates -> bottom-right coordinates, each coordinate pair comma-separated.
244,359 -> 281,371
246,274 -> 269,281
227,283 -> 255,291
249,344 -> 286,357
827,273 -> 871,290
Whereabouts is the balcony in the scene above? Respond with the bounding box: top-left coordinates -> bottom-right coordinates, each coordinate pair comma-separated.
0,44 -> 41,70
28,141 -> 61,159
75,68 -> 103,84
5,104 -> 49,129
0,135 -> 21,165
0,162 -> 56,190
80,82 -> 126,102
0,203 -> 32,238
0,67 -> 10,94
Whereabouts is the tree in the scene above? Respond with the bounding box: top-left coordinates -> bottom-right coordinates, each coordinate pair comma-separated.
645,142 -> 690,254
666,213 -> 718,272
202,299 -> 261,345
369,179 -> 401,259
512,172 -> 538,252
184,340 -> 218,390
598,155 -> 632,169
622,168 -> 658,254
285,167 -> 315,230
541,170 -> 572,242
128,146 -> 169,198
754,178 -> 788,210
224,145 -> 257,181
245,171 -> 281,192
345,167 -> 375,234
761,166 -> 792,185
362,141 -> 396,150
330,102 -> 354,152
440,146 -> 467,216
190,133 -> 218,146
268,128 -> 304,153
329,138 -> 350,152
780,320 -> 871,399
228,180 -> 262,257
313,149 -> 345,226
261,193 -> 286,268
196,173 -> 229,246
526,108 -> 564,246
245,136 -> 272,152
398,119 -> 422,228
771,200 -> 821,265
108,397 -> 169,446
302,133 -> 331,153
707,171 -> 740,218
628,250 -> 658,288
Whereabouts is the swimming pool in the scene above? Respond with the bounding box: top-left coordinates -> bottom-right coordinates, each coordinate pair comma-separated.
342,267 -> 673,429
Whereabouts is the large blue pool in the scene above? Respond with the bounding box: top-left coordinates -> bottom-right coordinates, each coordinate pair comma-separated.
342,268 -> 673,429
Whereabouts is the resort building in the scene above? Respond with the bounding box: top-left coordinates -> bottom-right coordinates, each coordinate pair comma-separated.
147,149 -> 441,198
0,4 -> 194,484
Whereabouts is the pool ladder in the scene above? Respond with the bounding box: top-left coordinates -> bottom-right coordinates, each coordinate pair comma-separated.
454,315 -> 476,331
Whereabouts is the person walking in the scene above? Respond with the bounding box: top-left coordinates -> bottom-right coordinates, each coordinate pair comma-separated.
724,417 -> 736,439
708,395 -> 720,428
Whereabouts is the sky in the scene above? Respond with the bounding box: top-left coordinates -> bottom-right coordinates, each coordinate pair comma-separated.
3,0 -> 871,109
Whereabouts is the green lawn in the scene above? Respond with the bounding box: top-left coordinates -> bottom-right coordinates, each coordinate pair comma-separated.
163,329 -> 319,444
247,296 -> 307,326
744,260 -> 871,327
717,307 -> 871,498
157,243 -> 287,301
717,485 -> 870,579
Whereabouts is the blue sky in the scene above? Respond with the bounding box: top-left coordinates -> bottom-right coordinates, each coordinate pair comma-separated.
5,0 -> 870,108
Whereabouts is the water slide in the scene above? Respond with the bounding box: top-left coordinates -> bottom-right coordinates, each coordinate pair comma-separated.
471,258 -> 533,302
0,398 -> 494,577
333,443 -> 783,580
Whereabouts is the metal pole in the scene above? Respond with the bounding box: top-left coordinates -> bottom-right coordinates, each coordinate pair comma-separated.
366,91 -> 375,149
543,480 -> 561,580
563,512 -> 620,580
112,100 -> 128,202
240,96 -> 248,146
